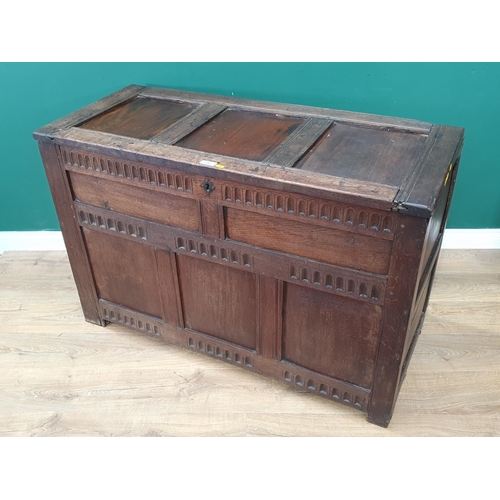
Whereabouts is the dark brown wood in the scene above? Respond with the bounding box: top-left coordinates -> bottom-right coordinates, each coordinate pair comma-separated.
395,125 -> 465,217
417,180 -> 450,289
200,200 -> 223,239
70,171 -> 201,231
79,96 -> 196,140
414,155 -> 461,308
54,127 -> 401,211
176,255 -> 258,350
155,248 -> 182,328
403,268 -> 431,366
99,299 -> 163,338
83,228 -> 163,319
263,117 -> 333,168
176,109 -> 304,161
295,122 -> 428,187
74,200 -> 388,305
33,84 -> 145,140
367,215 -> 427,427
34,85 -> 464,428
225,207 -> 392,274
37,141 -> 103,325
152,102 -> 227,145
282,282 -> 383,388
257,275 -> 280,359
139,87 -> 433,133
219,178 -> 397,240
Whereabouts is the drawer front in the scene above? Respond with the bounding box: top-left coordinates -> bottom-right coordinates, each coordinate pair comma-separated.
225,207 -> 392,275
70,171 -> 201,232
220,181 -> 396,238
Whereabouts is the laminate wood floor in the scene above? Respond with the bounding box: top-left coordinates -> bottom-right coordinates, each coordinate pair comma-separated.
0,250 -> 499,436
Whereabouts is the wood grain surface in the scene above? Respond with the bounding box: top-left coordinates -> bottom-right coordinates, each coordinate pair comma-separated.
295,122 -> 428,187
1,249 -> 499,436
225,207 -> 393,274
79,96 -> 196,140
176,109 -> 303,161
70,171 -> 201,231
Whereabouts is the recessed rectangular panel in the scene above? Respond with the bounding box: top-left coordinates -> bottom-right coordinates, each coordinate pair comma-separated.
176,255 -> 257,350
295,123 -> 428,187
78,97 -> 196,140
83,228 -> 163,319
416,177 -> 451,291
282,282 -> 383,388
176,109 -> 304,161
225,207 -> 392,275
70,171 -> 200,231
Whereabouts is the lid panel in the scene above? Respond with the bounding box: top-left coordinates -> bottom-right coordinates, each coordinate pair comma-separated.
78,96 -> 196,140
295,123 -> 428,188
176,109 -> 304,161
35,85 -> 464,215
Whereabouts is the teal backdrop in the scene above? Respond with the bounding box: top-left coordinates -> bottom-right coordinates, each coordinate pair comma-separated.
1,63 -> 499,230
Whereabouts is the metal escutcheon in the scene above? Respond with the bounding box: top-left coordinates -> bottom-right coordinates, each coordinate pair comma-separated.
201,179 -> 215,195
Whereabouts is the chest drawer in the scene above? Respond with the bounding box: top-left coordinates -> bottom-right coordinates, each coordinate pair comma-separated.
68,169 -> 201,232
224,207 -> 392,275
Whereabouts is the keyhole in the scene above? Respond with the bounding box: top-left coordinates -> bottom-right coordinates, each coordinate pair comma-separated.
201,180 -> 215,195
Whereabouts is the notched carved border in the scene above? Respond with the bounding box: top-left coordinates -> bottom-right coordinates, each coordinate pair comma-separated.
175,236 -> 253,270
99,300 -> 162,337
78,206 -> 148,241
282,368 -> 368,412
186,332 -> 254,371
222,184 -> 394,236
61,147 -> 194,193
289,264 -> 383,303
76,201 -> 387,305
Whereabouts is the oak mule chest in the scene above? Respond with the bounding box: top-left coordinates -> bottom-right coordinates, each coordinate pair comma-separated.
34,85 -> 464,427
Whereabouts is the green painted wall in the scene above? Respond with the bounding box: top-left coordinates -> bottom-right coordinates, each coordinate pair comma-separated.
1,63 -> 499,230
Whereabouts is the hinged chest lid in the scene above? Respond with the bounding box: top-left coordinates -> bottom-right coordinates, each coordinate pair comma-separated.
33,84 -> 464,217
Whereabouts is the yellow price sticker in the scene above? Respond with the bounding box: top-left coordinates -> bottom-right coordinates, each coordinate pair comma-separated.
444,163 -> 453,186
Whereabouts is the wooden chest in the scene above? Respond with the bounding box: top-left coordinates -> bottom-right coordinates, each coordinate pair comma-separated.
34,85 -> 464,427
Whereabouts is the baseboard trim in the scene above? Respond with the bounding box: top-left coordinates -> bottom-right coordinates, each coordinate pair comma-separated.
1,229 -> 500,254
441,229 -> 500,250
0,231 -> 66,253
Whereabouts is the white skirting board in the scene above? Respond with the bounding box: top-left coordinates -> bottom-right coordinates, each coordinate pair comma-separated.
440,229 -> 500,249
0,229 -> 500,254
0,231 -> 66,253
